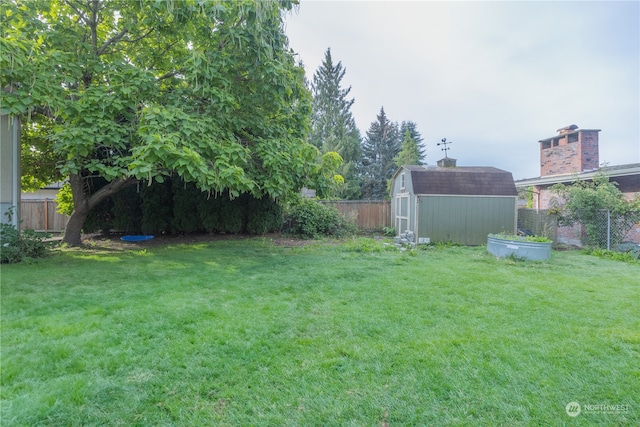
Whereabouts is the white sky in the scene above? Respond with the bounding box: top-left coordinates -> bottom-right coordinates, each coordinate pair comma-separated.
284,0 -> 640,179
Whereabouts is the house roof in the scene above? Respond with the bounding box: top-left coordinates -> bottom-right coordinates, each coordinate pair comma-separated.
515,163 -> 640,188
398,165 -> 517,196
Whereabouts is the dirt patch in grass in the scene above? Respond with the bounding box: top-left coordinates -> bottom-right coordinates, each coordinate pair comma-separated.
75,232 -> 313,251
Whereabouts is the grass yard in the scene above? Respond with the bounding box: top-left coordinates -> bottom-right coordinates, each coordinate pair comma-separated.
1,238 -> 638,426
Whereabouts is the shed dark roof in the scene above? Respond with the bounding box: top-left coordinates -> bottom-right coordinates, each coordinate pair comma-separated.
407,166 -> 517,196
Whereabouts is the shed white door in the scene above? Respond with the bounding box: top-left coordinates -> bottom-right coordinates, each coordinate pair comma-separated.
395,194 -> 409,234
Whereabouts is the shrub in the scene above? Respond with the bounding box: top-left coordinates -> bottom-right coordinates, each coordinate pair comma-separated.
0,223 -> 50,264
111,185 -> 142,233
582,246 -> 640,264
285,199 -> 356,239
141,179 -> 173,235
171,179 -> 202,234
613,243 -> 640,260
245,196 -> 283,235
218,199 -> 243,234
197,193 -> 224,233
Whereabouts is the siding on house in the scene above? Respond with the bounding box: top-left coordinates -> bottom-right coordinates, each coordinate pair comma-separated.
1,113 -> 20,227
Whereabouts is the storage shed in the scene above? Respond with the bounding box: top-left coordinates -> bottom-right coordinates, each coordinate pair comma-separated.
390,162 -> 518,245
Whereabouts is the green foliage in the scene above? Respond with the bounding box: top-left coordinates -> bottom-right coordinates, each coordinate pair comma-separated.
399,121 -> 426,164
285,199 -> 356,239
171,179 -> 202,234
613,243 -> 640,259
421,241 -> 465,250
217,201 -> 243,234
310,48 -> 362,199
111,186 -> 142,233
20,115 -> 63,191
54,183 -> 74,216
394,130 -> 422,167
382,226 -> 396,237
0,223 -> 50,264
341,237 -> 392,253
518,186 -> 535,209
360,107 -> 401,199
489,233 -> 553,243
582,247 -> 640,264
63,176 -> 282,236
551,172 -> 640,247
2,0 -> 337,244
140,180 -> 172,235
245,196 -> 284,235
506,253 -> 528,263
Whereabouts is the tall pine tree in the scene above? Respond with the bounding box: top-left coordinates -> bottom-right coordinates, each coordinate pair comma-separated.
399,121 -> 426,164
360,107 -> 400,199
310,48 -> 362,199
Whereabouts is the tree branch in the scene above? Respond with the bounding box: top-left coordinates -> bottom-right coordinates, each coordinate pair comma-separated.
87,176 -> 137,211
96,28 -> 128,55
121,27 -> 155,44
63,0 -> 89,26
32,106 -> 62,122
90,0 -> 100,54
156,70 -> 183,81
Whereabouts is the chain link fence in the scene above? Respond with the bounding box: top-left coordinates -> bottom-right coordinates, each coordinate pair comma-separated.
587,210 -> 640,250
517,209 -> 558,244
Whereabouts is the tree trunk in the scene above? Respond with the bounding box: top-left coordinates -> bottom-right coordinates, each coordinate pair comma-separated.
63,207 -> 90,246
62,174 -> 136,246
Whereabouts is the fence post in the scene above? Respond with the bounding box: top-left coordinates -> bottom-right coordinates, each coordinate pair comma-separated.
607,210 -> 611,251
44,199 -> 49,231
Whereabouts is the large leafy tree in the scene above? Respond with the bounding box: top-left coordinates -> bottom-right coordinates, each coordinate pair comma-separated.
1,0 -> 334,246
360,107 -> 400,199
309,48 -> 362,199
20,114 -> 64,191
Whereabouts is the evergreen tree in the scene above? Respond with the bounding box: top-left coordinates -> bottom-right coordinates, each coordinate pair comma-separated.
399,121 -> 426,164
310,48 -> 362,199
394,130 -> 422,167
360,107 -> 400,199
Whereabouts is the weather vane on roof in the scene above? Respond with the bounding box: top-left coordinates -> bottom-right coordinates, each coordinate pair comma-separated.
437,138 -> 452,157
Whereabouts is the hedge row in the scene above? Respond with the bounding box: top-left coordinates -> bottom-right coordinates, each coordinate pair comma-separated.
83,177 -> 282,235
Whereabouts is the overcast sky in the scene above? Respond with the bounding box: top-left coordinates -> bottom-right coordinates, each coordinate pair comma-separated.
284,1 -> 640,180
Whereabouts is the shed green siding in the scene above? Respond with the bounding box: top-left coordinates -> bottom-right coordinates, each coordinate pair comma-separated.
417,195 -> 516,245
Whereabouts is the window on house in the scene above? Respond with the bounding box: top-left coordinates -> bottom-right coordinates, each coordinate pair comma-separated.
542,141 -> 551,149
568,133 -> 578,143
400,173 -> 405,190
552,138 -> 559,147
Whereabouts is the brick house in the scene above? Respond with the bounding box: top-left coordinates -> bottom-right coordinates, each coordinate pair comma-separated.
515,125 -> 640,245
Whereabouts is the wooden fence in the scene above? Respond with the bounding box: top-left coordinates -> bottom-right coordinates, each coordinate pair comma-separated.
17,199 -> 391,233
321,200 -> 391,231
20,200 -> 68,232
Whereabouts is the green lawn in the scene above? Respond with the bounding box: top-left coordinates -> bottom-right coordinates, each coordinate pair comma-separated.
1,238 -> 638,426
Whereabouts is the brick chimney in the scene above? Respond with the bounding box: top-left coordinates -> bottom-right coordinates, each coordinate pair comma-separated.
539,125 -> 600,177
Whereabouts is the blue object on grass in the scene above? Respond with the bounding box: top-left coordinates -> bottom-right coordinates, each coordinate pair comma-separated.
121,235 -> 155,242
